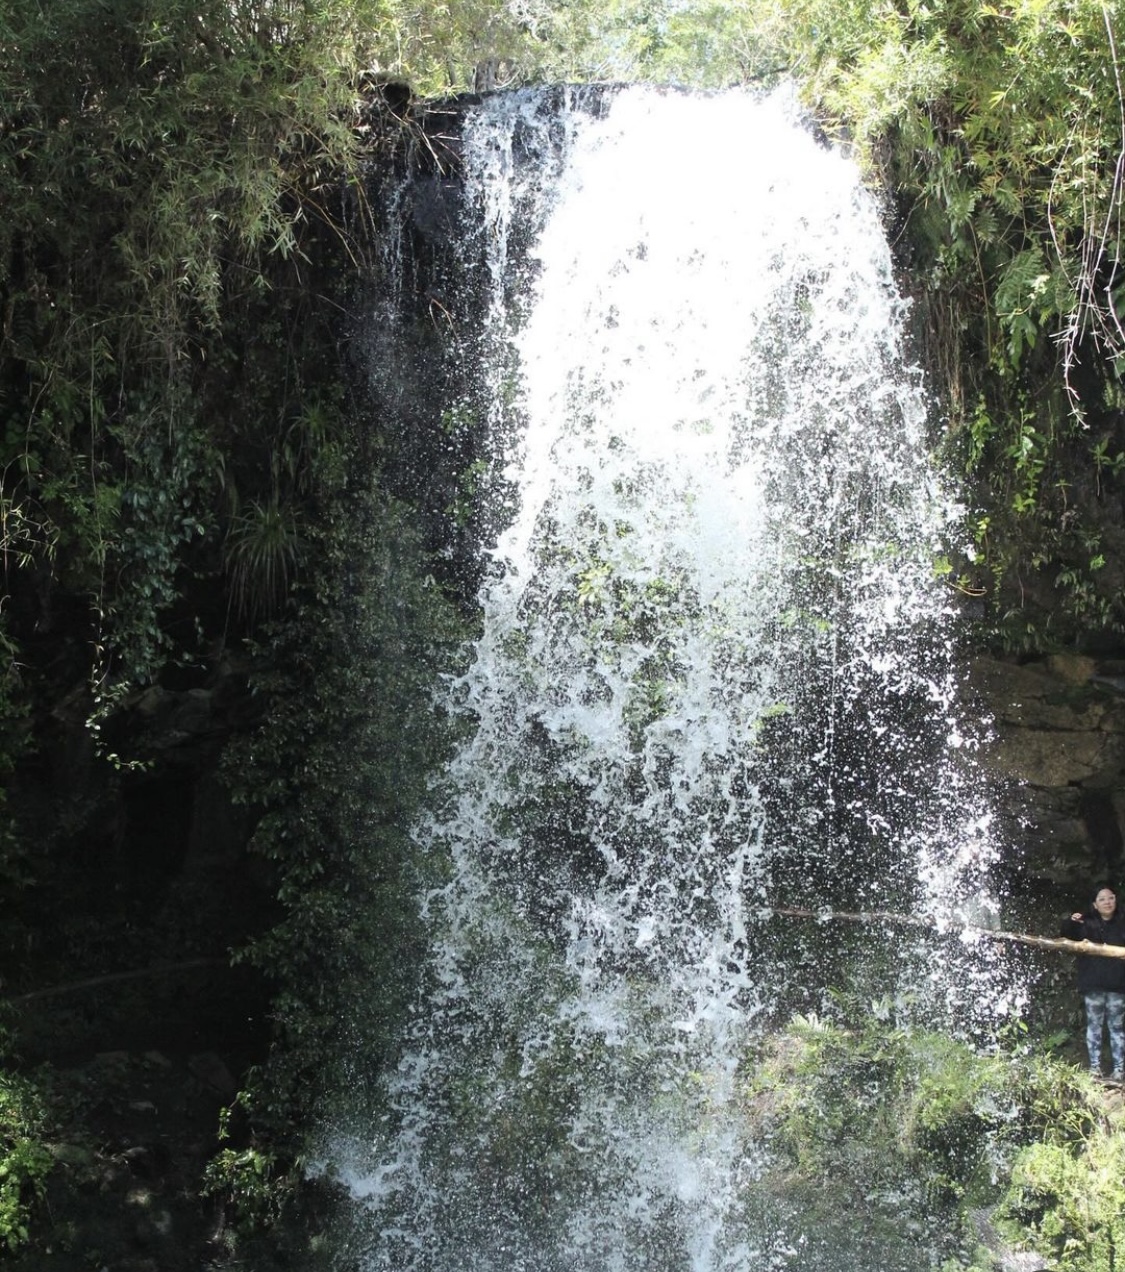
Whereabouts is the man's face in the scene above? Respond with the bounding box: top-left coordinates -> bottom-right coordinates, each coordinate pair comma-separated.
1095,889 -> 1117,919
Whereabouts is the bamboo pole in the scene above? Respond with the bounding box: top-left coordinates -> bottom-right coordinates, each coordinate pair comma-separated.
768,905 -> 1125,961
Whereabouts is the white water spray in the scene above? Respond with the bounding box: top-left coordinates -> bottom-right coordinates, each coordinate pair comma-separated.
339,85 -> 1003,1271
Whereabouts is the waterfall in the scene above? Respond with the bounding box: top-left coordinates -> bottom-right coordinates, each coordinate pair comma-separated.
337,84 -> 1007,1271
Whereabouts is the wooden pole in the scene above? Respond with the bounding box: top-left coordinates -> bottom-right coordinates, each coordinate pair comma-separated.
768,905 -> 1125,961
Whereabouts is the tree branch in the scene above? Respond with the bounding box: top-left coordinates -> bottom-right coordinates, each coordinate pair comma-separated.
769,905 -> 1125,960
5,958 -> 230,1006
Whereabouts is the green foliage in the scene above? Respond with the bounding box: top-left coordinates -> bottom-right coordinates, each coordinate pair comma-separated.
224,493 -> 304,624
0,0 -> 480,1211
202,1140 -> 292,1233
746,1003 -> 1125,1270
1000,1133 -> 1125,1272
0,614 -> 34,952
752,1011 -> 1016,1203
219,448 -> 464,1140
0,0 -> 548,736
516,0 -> 776,86
758,1009 -> 978,1192
0,1053 -> 53,1254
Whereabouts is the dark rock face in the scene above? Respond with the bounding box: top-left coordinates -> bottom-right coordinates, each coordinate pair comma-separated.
7,654 -> 264,987
969,653 -> 1125,891
9,1047 -> 260,1272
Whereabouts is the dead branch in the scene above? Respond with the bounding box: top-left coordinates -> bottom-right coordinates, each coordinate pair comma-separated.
769,905 -> 1125,960
4,957 -> 229,1006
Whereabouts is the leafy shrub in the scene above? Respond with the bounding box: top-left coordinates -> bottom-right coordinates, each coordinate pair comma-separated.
0,1066 -> 52,1253
999,1116 -> 1125,1272
207,436 -> 464,1252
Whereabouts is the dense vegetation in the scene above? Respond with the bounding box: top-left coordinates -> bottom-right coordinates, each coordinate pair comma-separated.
747,1004 -> 1125,1272
0,1 -> 485,1263
3,0 -> 1125,1267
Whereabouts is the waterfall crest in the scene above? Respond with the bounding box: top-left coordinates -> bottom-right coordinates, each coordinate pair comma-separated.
338,84 -> 1003,1272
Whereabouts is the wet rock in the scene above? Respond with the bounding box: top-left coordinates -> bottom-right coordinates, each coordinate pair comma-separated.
1048,651 -> 1098,684
972,657 -> 1122,734
187,1051 -> 236,1098
971,1207 -> 1049,1271
969,654 -> 1125,887
121,1144 -> 170,1179
47,1140 -> 93,1165
987,726 -> 1120,787
132,1200 -> 174,1248
93,1050 -> 131,1068
135,685 -> 166,716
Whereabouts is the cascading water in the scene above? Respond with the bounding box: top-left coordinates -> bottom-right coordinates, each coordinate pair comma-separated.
337,85 -> 1010,1271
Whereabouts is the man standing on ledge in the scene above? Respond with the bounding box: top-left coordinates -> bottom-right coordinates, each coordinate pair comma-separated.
1061,885 -> 1125,1080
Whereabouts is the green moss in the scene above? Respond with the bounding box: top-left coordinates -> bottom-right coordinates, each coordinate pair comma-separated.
742,1005 -> 1119,1268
